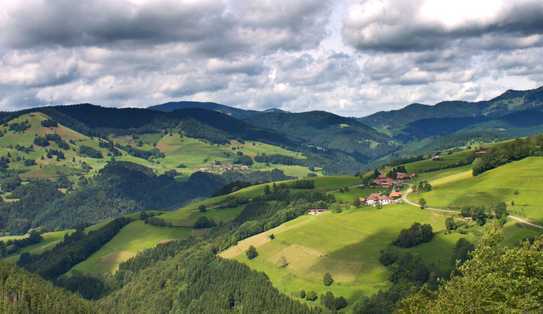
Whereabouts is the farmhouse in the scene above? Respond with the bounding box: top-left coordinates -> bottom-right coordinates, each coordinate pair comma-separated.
395,172 -> 416,181
389,191 -> 402,200
362,192 -> 402,206
373,175 -> 394,188
363,193 -> 392,206
307,208 -> 327,215
373,172 -> 416,187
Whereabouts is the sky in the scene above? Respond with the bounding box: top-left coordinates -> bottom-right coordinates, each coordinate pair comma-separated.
0,0 -> 542,116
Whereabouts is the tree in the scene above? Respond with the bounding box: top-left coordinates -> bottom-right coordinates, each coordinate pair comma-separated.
246,245 -> 258,260
269,233 -> 275,240
323,272 -> 334,286
451,238 -> 474,266
393,223 -> 433,248
379,247 -> 399,266
494,202 -> 508,219
198,205 -> 207,213
445,217 -> 457,231
306,291 -> 318,301
353,197 -> 362,208
335,296 -> 348,310
321,292 -> 336,310
193,216 -> 216,229
419,198 -> 427,209
399,227 -> 543,313
298,290 -> 306,299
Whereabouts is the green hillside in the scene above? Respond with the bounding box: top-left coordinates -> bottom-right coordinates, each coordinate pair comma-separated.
410,157 -> 543,224
0,112 -> 314,181
71,220 -> 191,274
221,204 -> 454,300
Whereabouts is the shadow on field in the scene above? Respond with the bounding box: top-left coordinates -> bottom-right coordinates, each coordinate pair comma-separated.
307,229 -> 398,283
502,222 -> 543,246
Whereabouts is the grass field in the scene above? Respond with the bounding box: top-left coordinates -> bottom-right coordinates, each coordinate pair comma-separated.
160,176 -> 361,226
2,230 -> 73,263
221,204 -> 456,302
410,157 -> 543,224
403,150 -> 474,174
71,220 -> 191,274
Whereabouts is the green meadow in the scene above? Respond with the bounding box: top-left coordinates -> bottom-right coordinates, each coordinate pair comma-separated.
222,204 -> 456,302
411,157 -> 543,224
71,220 -> 191,274
159,176 -> 362,227
403,150 -> 474,173
2,230 -> 73,263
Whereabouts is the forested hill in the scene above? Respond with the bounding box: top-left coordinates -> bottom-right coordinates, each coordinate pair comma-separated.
359,85 -> 543,141
241,110 -> 397,162
0,262 -> 93,313
0,103 -> 397,174
149,100 -> 259,119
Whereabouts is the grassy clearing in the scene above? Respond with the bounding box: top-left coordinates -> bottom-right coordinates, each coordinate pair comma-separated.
403,150 -> 474,174
160,176 -> 360,227
71,220 -> 191,274
2,230 -> 73,263
222,204 -> 454,302
411,157 -> 543,224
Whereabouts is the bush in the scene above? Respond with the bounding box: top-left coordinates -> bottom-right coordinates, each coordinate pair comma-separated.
79,145 -> 103,159
445,217 -> 457,231
193,216 -> 216,229
379,247 -> 399,266
246,245 -> 258,260
494,202 -> 508,219
320,291 -> 347,310
33,136 -> 50,147
233,155 -> 254,166
41,119 -> 58,127
24,159 -> 36,166
9,121 -> 30,133
291,180 -> 315,189
451,238 -> 475,266
323,272 -> 334,286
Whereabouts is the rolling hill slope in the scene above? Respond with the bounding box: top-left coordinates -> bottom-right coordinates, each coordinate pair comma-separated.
410,156 -> 543,224
360,85 -> 543,148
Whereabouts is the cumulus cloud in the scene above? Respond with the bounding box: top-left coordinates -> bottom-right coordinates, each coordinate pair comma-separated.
0,0 -> 542,116
342,0 -> 543,52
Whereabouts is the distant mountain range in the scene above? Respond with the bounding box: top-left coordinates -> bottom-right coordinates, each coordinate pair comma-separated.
1,85 -> 543,174
149,85 -> 543,160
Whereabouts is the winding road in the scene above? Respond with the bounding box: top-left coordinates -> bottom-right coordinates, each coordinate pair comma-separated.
402,188 -> 543,230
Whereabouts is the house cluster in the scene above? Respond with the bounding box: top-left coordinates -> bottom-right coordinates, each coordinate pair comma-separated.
307,208 -> 328,215
198,163 -> 250,173
373,172 -> 416,188
361,191 -> 402,206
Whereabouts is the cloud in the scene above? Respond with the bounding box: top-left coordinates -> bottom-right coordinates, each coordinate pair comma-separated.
0,0 -> 542,117
342,0 -> 543,52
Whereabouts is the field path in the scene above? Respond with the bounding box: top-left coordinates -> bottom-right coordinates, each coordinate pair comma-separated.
403,188 -> 543,230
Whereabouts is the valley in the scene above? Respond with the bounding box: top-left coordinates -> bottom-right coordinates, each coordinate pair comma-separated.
0,93 -> 542,313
